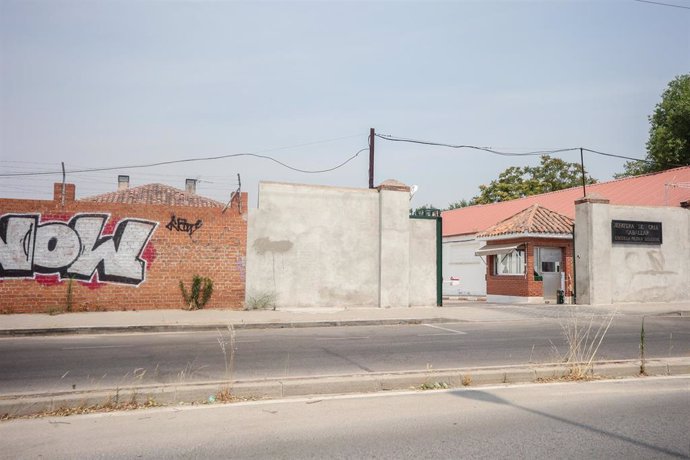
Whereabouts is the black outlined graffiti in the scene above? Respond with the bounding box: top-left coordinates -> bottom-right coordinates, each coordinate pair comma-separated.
0,213 -> 158,286
165,215 -> 202,237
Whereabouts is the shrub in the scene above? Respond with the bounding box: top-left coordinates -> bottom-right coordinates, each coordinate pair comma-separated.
179,275 -> 214,310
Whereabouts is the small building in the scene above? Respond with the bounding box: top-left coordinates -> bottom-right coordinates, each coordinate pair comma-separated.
475,205 -> 573,304
442,166 -> 690,300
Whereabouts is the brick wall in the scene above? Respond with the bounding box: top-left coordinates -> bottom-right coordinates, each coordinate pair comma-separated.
485,237 -> 573,299
0,193 -> 247,313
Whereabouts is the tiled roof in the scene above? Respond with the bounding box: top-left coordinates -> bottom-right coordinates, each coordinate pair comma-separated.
477,204 -> 573,238
443,166 -> 690,236
81,183 -> 224,207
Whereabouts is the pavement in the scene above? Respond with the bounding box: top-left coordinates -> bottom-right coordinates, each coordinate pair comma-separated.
1,299 -> 688,336
1,299 -> 689,417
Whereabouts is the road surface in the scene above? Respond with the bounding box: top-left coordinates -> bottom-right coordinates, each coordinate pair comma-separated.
1,315 -> 688,394
1,377 -> 688,459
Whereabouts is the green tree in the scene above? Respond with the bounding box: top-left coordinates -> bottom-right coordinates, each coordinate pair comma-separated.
471,155 -> 596,205
619,74 -> 690,177
446,199 -> 471,210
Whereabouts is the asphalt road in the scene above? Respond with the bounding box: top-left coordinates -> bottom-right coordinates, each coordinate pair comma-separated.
1,377 -> 688,459
1,316 -> 688,394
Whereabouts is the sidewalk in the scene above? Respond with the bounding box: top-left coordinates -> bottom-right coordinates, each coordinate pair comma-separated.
1,300 -> 688,336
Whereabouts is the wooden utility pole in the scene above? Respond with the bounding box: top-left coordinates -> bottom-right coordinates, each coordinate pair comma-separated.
369,128 -> 375,188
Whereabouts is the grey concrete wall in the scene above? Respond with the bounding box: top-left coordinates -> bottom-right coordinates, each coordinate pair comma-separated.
409,219 -> 437,306
379,189 -> 411,308
575,201 -> 690,304
246,181 -> 437,309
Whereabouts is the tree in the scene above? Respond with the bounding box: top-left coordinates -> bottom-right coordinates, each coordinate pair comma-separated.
446,199 -> 471,210
471,155 -> 596,205
619,74 -> 690,177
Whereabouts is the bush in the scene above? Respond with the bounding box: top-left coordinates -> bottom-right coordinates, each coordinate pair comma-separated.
179,276 -> 214,310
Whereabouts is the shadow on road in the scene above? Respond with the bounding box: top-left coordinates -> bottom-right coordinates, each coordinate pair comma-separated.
451,388 -> 689,459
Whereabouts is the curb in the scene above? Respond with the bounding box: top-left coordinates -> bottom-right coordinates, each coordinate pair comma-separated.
0,317 -> 457,337
2,358 -> 689,418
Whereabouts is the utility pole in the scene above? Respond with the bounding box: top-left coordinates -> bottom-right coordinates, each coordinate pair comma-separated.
579,148 -> 587,197
369,128 -> 375,189
61,162 -> 66,207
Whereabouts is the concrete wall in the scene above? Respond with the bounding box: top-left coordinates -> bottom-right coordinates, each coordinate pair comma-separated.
442,235 -> 486,296
245,181 -> 437,309
575,199 -> 690,304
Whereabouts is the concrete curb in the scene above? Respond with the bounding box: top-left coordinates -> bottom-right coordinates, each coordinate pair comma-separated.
0,317 -> 457,337
2,358 -> 689,418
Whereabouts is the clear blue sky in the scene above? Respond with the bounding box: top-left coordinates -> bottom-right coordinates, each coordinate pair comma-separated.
1,0 -> 689,209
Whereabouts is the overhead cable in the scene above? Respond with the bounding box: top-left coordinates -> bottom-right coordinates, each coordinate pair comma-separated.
375,133 -> 579,156
376,133 -> 674,165
0,145 -> 368,178
632,0 -> 690,10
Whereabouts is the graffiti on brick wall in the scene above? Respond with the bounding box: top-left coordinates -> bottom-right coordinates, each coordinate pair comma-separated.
0,213 -> 158,286
165,215 -> 202,237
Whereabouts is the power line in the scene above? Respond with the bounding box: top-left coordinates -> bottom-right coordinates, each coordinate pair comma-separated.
581,148 -> 655,165
0,147 -> 368,178
375,133 -> 668,165
632,0 -> 690,10
376,133 -> 579,156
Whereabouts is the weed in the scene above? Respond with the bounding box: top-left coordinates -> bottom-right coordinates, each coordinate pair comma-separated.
558,308 -> 617,380
216,325 -> 237,380
180,275 -> 214,310
214,387 -> 235,403
244,291 -> 277,310
640,317 -> 647,375
45,307 -> 62,316
419,381 -> 449,390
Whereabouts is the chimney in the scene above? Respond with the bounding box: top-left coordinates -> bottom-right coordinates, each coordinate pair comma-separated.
185,179 -> 197,195
53,183 -> 76,203
118,175 -> 130,191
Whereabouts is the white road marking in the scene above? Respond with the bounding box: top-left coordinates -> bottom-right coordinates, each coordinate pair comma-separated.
316,336 -> 370,341
62,345 -> 134,350
199,340 -> 261,344
422,324 -> 467,335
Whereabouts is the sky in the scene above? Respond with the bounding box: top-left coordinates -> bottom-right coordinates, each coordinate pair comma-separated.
1,0 -> 689,210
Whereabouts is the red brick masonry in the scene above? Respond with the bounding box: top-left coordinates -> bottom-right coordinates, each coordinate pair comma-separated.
486,237 -> 573,299
0,194 -> 247,313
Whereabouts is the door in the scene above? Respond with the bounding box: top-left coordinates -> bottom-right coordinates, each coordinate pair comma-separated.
535,247 -> 562,301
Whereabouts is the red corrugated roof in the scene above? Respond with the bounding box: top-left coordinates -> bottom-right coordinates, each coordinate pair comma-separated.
477,204 -> 574,238
443,166 -> 690,236
81,183 -> 224,208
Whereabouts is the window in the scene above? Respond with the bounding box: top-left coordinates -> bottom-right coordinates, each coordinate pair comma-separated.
493,250 -> 525,275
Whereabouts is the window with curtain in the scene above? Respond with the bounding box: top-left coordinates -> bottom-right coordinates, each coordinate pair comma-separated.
493,250 -> 525,275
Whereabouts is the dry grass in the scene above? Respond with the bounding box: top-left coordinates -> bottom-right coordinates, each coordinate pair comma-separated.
556,309 -> 617,380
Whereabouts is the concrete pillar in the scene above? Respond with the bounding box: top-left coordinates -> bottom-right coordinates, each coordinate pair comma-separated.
574,196 -> 611,305
377,180 -> 411,308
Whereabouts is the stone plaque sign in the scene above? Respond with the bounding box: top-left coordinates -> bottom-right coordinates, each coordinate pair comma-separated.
611,220 -> 662,245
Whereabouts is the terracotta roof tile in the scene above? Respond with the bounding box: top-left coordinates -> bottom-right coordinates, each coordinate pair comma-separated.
80,183 -> 223,207
443,166 -> 690,236
477,204 -> 573,238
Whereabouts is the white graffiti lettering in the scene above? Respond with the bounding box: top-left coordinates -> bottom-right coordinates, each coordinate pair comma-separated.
0,213 -> 158,286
